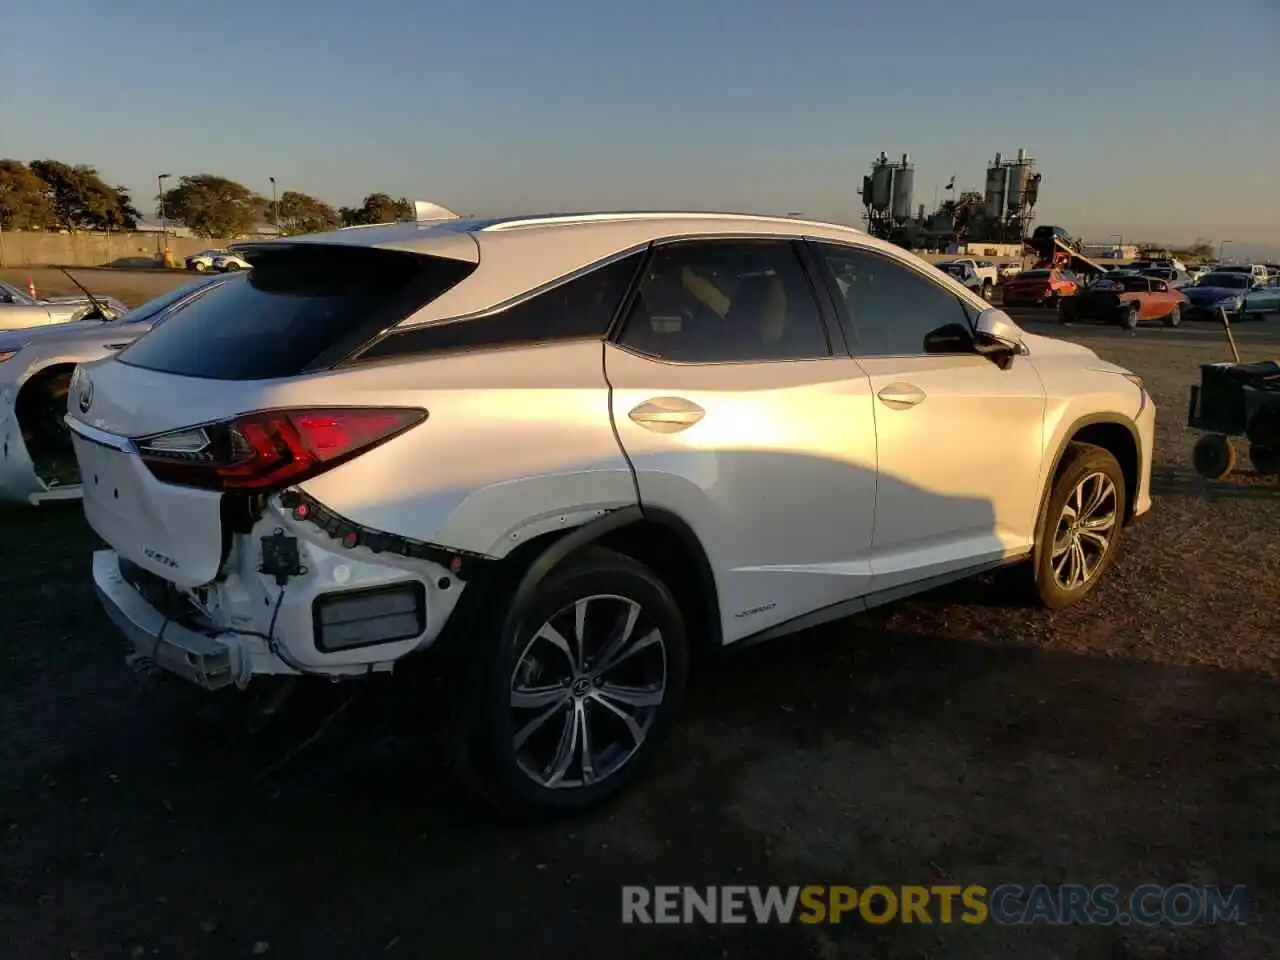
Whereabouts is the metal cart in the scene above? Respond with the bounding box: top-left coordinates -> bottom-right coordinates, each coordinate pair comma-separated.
1188,360 -> 1280,479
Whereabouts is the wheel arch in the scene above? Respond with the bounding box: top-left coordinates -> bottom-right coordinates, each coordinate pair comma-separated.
13,360 -> 77,434
1033,413 -> 1142,567
472,504 -> 723,658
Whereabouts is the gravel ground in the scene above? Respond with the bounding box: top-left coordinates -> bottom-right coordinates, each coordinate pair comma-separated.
1,273 -> 1279,958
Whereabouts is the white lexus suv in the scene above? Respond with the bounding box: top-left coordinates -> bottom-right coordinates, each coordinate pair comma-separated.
69,210 -> 1154,816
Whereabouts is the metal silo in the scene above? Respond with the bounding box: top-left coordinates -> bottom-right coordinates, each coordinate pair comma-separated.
1006,148 -> 1033,216
890,153 -> 914,220
984,153 -> 1008,221
869,153 -> 894,213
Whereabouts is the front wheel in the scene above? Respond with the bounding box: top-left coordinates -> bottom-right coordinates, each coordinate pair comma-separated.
1034,443 -> 1126,610
981,281 -> 993,301
1164,304 -> 1181,327
450,546 -> 689,819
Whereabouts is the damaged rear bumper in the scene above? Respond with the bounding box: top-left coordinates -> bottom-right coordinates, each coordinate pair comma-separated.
93,549 -> 246,690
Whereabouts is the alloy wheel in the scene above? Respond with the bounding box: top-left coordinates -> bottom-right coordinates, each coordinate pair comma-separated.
1051,471 -> 1119,590
509,594 -> 667,790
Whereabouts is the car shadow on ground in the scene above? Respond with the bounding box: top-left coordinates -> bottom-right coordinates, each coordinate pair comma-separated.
1151,465 -> 1280,501
3,596 -> 1278,958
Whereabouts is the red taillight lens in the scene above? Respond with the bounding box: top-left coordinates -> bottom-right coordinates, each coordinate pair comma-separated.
136,407 -> 427,491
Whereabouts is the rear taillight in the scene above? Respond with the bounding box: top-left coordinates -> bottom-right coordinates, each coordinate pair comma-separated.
135,407 -> 427,491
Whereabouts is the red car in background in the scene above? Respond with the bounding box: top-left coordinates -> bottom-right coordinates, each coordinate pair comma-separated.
1000,267 -> 1081,310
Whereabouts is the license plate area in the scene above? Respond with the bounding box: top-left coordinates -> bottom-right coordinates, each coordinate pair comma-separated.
71,430 -> 226,587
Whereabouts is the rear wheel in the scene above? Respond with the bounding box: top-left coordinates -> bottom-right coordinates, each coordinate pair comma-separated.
981,281 -> 993,301
450,546 -> 689,819
1033,443 -> 1126,610
1192,434 -> 1235,480
1121,304 -> 1140,329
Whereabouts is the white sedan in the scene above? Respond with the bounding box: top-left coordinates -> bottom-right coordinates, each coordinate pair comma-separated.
211,253 -> 252,272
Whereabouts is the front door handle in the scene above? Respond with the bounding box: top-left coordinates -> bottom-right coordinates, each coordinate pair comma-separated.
877,382 -> 927,410
628,397 -> 706,433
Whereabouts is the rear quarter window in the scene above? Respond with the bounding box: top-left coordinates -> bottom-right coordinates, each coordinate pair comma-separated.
117,246 -> 475,380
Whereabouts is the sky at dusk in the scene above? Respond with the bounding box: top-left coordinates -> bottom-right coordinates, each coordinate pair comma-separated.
4,0 -> 1279,253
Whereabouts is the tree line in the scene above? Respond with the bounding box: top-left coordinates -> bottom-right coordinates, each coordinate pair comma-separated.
0,159 -> 417,238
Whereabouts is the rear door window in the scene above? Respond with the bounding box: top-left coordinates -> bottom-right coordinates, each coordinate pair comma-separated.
117,246 -> 475,380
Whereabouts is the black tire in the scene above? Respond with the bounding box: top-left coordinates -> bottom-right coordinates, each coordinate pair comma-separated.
981,281 -> 993,302
1164,304 -> 1181,327
1033,443 -> 1127,610
223,262 -> 241,272
1248,443 -> 1280,476
193,261 -> 209,273
1121,303 -> 1140,330
1192,434 -> 1235,480
449,546 -> 689,820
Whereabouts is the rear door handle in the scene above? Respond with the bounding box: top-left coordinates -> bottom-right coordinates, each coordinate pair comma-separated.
877,382 -> 927,409
628,397 -> 706,433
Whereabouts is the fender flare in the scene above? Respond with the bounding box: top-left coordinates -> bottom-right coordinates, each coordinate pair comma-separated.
1031,412 -> 1142,571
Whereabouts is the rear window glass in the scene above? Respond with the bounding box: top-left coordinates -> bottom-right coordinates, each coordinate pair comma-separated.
1021,270 -> 1050,279
117,246 -> 475,380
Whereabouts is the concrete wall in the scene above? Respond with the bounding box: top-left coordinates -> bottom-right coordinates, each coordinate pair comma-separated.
0,231 -> 228,268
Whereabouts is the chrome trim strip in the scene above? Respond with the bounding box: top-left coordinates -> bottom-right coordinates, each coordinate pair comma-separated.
65,416 -> 139,455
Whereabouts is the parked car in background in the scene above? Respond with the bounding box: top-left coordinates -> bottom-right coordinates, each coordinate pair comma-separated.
936,260 -> 985,296
1000,267 -> 1081,309
1212,264 -> 1270,286
0,274 -> 232,506
1182,271 -> 1280,322
1068,273 -> 1188,329
0,280 -> 126,331
1185,265 -> 1210,283
997,261 -> 1023,279
69,210 -> 1154,817
1030,225 -> 1080,251
212,252 -> 253,272
185,249 -> 231,273
1141,266 -> 1192,289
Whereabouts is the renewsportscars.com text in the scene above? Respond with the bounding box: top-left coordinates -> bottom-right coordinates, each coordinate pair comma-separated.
621,884 -> 1250,926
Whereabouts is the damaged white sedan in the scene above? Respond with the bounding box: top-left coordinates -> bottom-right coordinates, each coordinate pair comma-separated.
1,275 -> 229,505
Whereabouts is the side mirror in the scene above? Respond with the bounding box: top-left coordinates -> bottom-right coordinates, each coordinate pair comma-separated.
973,308 -> 1026,363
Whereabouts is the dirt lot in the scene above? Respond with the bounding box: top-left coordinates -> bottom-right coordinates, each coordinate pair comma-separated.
2,266 -> 196,308
1,276 -> 1279,957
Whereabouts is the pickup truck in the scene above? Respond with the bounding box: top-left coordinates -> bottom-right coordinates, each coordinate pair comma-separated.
937,258 -> 997,299
935,260 -> 985,296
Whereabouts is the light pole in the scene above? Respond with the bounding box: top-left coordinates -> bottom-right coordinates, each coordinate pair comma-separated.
157,173 -> 171,254
1219,239 -> 1232,262
269,176 -> 279,234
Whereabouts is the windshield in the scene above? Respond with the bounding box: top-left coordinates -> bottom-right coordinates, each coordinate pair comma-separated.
1196,274 -> 1249,289
1144,269 -> 1174,280
118,276 -> 224,323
